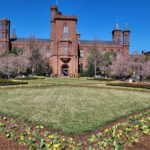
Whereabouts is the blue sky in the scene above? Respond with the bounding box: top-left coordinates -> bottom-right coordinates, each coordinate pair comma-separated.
0,0 -> 150,53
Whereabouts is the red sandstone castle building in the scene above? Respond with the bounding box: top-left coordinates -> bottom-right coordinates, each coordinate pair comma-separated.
0,5 -> 130,76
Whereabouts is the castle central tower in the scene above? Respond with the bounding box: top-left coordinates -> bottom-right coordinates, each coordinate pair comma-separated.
50,6 -> 80,76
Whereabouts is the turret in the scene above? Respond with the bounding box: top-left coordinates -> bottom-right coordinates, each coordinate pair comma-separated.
50,6 -> 58,40
112,22 -> 122,44
50,5 -> 58,22
0,19 -> 10,52
0,19 -> 10,42
123,23 -> 130,54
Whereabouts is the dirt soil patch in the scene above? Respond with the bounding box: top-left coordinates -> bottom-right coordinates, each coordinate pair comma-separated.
0,135 -> 149,150
125,135 -> 150,150
0,135 -> 28,150
0,109 -> 150,149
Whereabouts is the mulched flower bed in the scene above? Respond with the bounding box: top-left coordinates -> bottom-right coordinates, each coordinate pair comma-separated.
0,110 -> 150,149
125,135 -> 150,150
0,135 -> 28,150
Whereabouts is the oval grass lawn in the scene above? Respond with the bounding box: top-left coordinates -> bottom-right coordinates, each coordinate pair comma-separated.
0,86 -> 150,134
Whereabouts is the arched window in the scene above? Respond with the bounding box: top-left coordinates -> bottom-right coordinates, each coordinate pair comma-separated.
21,48 -> 26,66
22,49 -> 26,57
63,23 -> 68,38
64,46 -> 69,55
46,48 -> 50,57
80,49 -> 84,60
124,35 -> 129,44
79,63 -> 83,73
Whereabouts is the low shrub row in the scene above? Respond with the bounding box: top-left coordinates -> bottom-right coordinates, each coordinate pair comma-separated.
107,82 -> 150,89
95,78 -> 115,81
15,76 -> 45,80
88,78 -> 115,82
0,79 -> 28,86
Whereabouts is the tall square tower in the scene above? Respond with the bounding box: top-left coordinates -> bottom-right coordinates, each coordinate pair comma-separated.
50,6 -> 80,76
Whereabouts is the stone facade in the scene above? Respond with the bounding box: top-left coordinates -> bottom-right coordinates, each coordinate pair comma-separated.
0,5 -> 130,76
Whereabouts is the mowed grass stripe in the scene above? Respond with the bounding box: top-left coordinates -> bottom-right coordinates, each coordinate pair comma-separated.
0,86 -> 150,134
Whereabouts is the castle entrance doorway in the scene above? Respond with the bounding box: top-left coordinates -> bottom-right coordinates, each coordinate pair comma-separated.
61,64 -> 69,76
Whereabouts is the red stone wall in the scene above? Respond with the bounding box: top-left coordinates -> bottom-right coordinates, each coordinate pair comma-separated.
0,5 -> 130,76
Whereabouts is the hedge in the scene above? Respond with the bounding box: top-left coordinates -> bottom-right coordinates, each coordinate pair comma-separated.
15,76 -> 45,80
89,78 -> 115,81
0,79 -> 28,86
107,82 -> 150,89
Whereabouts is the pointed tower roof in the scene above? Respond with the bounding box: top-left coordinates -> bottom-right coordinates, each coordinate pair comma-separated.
124,23 -> 130,31
113,22 -> 121,31
125,23 -> 128,30
112,22 -> 121,33
123,23 -> 130,32
115,22 -> 119,30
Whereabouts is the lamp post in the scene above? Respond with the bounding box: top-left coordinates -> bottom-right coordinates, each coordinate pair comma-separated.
140,63 -> 142,82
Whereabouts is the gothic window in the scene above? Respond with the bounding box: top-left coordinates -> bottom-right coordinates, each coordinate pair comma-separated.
20,48 -> 26,57
22,49 -> 26,65
46,48 -> 50,57
64,46 -> 69,55
80,49 -> 84,60
79,63 -> 83,73
63,23 -> 68,38
31,49 -> 34,57
125,35 -> 129,44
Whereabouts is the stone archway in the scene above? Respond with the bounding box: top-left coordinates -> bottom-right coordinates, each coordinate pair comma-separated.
61,64 -> 69,76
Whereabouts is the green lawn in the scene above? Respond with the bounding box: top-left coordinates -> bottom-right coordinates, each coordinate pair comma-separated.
26,77 -> 106,86
0,79 -> 150,134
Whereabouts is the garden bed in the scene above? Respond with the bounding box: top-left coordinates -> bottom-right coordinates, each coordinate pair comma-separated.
0,110 -> 150,149
0,135 -> 28,150
0,78 -> 150,149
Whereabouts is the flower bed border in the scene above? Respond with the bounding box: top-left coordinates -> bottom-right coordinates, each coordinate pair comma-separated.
0,110 -> 150,149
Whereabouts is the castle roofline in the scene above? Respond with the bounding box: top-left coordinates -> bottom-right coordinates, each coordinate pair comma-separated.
112,29 -> 122,33
123,29 -> 130,32
54,15 -> 77,21
11,38 -> 50,42
80,40 -> 119,45
51,5 -> 58,10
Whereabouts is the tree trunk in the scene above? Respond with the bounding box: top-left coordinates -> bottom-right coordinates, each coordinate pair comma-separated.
94,59 -> 96,77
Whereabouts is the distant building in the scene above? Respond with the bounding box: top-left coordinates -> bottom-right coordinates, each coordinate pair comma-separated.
0,5 -> 130,76
142,51 -> 150,56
